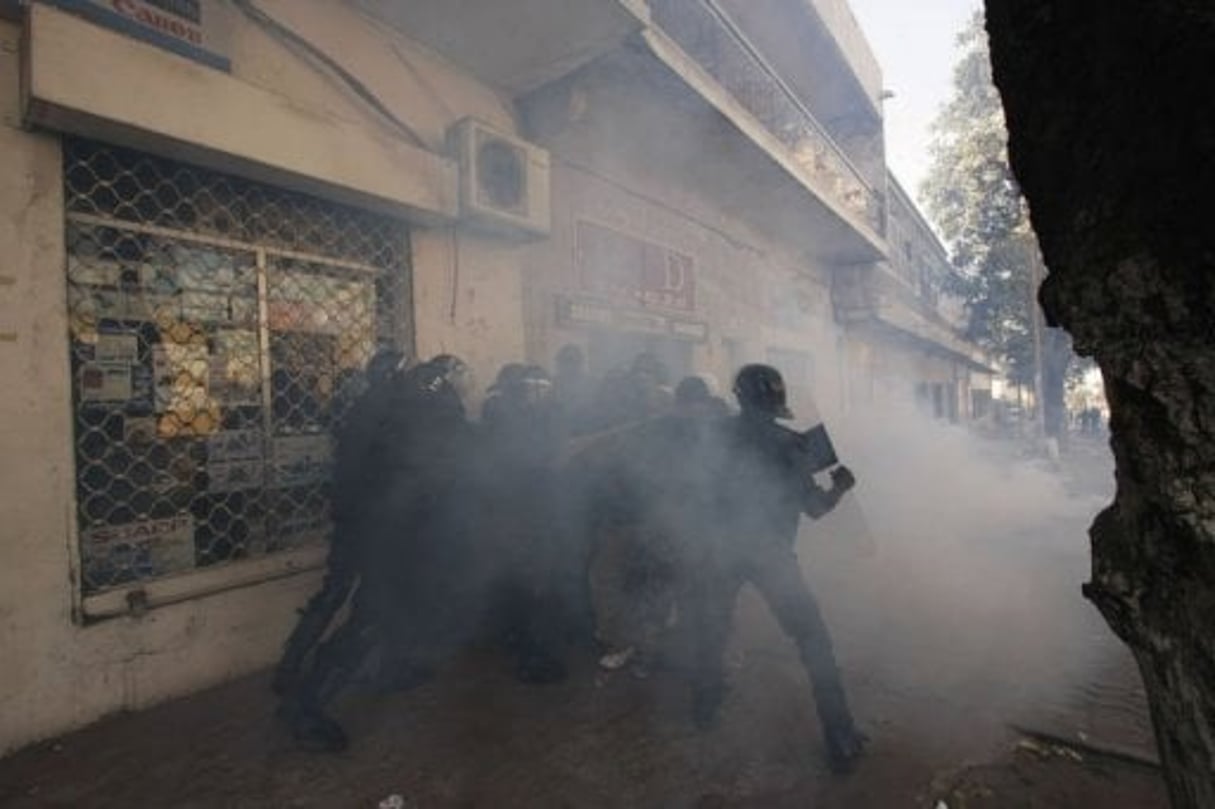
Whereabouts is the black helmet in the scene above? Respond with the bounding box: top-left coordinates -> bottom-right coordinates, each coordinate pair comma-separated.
733,364 -> 793,419
414,354 -> 471,401
365,347 -> 406,386
521,365 -> 553,404
630,351 -> 668,384
674,375 -> 712,406
489,362 -> 528,394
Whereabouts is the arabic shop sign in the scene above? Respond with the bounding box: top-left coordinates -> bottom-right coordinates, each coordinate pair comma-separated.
576,220 -> 696,312
556,295 -> 708,343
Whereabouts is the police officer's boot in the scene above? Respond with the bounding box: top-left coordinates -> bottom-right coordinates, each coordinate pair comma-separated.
514,635 -> 568,685
812,681 -> 866,774
277,656 -> 351,753
823,722 -> 867,774
277,622 -> 372,752
277,696 -> 348,754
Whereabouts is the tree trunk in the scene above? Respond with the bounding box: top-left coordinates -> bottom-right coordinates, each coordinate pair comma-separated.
985,2 -> 1215,806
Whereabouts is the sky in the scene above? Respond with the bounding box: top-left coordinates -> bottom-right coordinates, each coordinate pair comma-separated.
847,0 -> 981,202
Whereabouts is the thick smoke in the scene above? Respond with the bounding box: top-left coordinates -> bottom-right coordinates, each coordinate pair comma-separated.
719,391 -> 1122,758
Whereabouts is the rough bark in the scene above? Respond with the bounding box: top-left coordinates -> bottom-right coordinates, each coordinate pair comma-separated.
983,2 -> 1215,806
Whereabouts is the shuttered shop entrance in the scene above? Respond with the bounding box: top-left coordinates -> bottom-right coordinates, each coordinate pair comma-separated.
63,139 -> 410,611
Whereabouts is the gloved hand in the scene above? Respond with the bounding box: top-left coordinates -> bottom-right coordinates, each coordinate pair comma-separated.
830,465 -> 857,494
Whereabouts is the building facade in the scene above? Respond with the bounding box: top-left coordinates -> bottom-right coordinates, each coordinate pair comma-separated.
834,176 -> 994,420
0,0 -> 985,753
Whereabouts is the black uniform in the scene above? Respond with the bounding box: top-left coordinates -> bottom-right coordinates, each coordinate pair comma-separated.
271,351 -> 403,696
278,357 -> 477,752
686,365 -> 865,774
478,366 -> 569,682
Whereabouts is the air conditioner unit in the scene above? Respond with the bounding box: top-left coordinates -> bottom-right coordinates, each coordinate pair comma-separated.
449,118 -> 551,238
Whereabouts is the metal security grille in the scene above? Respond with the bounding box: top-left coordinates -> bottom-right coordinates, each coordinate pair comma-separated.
64,139 -> 409,595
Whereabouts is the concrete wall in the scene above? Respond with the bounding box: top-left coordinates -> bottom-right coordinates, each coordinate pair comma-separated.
842,322 -> 977,418
525,159 -> 841,412
207,0 -> 530,389
2,18 -> 309,756
520,59 -> 847,422
0,1 -> 525,754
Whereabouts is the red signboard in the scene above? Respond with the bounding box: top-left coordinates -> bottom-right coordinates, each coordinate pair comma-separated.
576,220 -> 695,312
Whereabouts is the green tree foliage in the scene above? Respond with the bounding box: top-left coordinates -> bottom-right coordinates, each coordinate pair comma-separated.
922,12 -> 1080,435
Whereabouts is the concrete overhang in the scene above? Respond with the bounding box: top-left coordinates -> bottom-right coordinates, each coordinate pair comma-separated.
22,2 -> 459,224
799,0 -> 883,111
840,291 -> 994,372
635,27 -> 886,263
717,0 -> 882,132
352,0 -> 647,95
521,43 -> 887,266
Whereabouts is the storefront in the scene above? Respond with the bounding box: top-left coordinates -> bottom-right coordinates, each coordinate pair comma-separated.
62,139 -> 411,614
0,0 -> 527,754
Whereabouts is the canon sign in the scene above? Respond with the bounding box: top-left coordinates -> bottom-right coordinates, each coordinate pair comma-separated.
46,0 -> 229,70
111,0 -> 201,44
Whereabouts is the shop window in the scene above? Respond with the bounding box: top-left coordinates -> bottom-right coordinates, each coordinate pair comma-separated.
63,140 -> 408,602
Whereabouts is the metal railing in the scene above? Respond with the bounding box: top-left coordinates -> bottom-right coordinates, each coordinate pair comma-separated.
647,0 -> 884,235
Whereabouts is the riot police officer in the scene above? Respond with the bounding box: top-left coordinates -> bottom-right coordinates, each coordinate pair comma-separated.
271,347 -> 407,696
478,363 -> 569,683
277,354 -> 477,752
688,363 -> 866,774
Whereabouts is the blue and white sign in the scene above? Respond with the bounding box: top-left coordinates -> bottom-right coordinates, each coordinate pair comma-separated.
42,0 -> 230,71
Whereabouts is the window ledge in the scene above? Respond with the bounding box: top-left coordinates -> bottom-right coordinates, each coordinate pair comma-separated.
80,545 -> 327,623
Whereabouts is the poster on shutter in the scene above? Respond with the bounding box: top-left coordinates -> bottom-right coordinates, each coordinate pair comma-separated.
124,416 -> 158,446
271,434 -> 332,487
153,343 -> 210,411
230,295 -> 258,327
68,257 -> 124,287
131,364 -> 155,409
207,429 -> 263,462
171,244 -> 243,291
180,291 -> 232,324
268,275 -> 371,335
71,286 -> 180,325
96,332 -> 140,363
207,460 -> 263,493
79,362 -> 132,403
152,452 -> 199,494
81,515 -> 196,585
275,503 -> 332,550
153,343 -> 221,436
210,330 -> 261,405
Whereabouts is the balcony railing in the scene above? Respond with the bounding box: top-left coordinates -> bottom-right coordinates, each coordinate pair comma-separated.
647,0 -> 884,236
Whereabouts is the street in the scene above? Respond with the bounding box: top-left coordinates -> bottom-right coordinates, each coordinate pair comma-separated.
0,422 -> 1164,808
